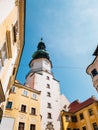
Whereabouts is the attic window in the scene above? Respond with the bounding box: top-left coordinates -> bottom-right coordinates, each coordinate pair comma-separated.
91,69 -> 98,77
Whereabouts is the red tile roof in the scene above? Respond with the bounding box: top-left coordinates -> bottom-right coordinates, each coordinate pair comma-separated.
68,97 -> 97,113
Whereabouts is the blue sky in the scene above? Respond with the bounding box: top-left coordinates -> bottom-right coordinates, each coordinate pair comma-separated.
17,0 -> 98,102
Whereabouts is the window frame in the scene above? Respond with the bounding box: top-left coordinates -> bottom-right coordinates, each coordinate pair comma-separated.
6,101 -> 12,109
21,105 -> 26,113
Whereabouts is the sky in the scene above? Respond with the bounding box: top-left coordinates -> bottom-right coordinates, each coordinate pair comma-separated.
17,0 -> 98,102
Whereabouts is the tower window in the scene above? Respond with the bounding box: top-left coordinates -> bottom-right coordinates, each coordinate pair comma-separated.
31,108 -> 36,115
47,84 -> 50,88
91,69 -> 98,77
47,113 -> 52,119
79,113 -> 84,120
21,105 -> 26,113
47,103 -> 51,108
46,76 -> 49,80
6,101 -> 12,109
47,92 -> 51,97
18,122 -> 25,130
30,124 -> 36,130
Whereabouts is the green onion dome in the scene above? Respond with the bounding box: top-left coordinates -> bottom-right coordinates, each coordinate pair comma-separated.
32,40 -> 50,60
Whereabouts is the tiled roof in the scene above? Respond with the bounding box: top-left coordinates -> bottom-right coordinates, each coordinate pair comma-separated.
68,97 -> 97,113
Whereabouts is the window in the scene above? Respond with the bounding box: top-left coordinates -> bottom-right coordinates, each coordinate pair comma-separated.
71,116 -> 77,122
18,122 -> 25,130
23,90 -> 28,96
65,115 -> 70,122
47,76 -> 49,80
1,43 -> 7,62
32,93 -> 37,100
0,42 -> 7,67
47,113 -> 52,119
30,124 -> 36,130
31,108 -> 36,115
92,122 -> 98,130
21,105 -> 26,112
91,69 -> 98,77
11,86 -> 16,93
47,103 -> 51,108
47,84 -> 50,88
13,21 -> 18,43
67,128 -> 71,130
47,92 -> 51,97
88,109 -> 94,116
79,113 -> 84,120
6,101 -> 12,109
82,126 -> 86,130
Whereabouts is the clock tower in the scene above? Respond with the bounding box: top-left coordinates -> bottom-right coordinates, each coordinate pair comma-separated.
25,39 -> 70,130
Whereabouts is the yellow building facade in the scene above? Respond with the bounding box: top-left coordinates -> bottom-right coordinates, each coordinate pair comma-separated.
0,0 -> 25,121
0,0 -> 25,102
61,96 -> 98,130
3,81 -> 41,130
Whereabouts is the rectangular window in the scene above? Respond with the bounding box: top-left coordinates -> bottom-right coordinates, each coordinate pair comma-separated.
18,122 -> 25,130
30,124 -> 36,130
23,90 -> 28,96
46,76 -> 49,80
13,21 -> 18,43
47,84 -> 50,88
47,103 -> 51,108
47,113 -> 52,119
79,113 -> 84,120
71,116 -> 77,122
47,92 -> 51,97
82,126 -> 86,130
67,128 -> 71,130
92,122 -> 97,130
65,115 -> 70,122
32,93 -> 37,100
91,69 -> 98,77
6,101 -> 12,109
11,86 -> 16,93
88,109 -> 94,116
21,105 -> 26,112
31,108 -> 36,115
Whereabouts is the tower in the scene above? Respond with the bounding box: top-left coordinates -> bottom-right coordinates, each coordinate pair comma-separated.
25,39 -> 69,130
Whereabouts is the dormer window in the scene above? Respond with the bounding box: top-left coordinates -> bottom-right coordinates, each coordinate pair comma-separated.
91,69 -> 98,77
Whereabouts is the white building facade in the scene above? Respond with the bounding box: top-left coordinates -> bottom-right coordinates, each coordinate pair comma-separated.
25,40 -> 70,130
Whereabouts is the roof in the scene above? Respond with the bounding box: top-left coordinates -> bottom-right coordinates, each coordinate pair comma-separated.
93,45 -> 98,56
68,97 -> 97,113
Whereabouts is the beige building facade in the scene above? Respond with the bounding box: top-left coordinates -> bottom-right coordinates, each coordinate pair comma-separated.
0,0 -> 25,120
86,46 -> 98,92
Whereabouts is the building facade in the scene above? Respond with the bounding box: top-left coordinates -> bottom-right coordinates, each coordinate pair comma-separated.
25,40 -> 70,130
61,96 -> 98,130
1,81 -> 41,130
0,0 -> 25,120
86,46 -> 98,92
